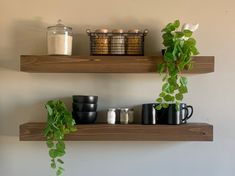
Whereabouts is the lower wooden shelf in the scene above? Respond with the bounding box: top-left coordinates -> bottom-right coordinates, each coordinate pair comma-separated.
20,122 -> 213,141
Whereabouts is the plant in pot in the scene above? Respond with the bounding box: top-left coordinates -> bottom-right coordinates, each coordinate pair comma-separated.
156,20 -> 199,110
43,100 -> 77,176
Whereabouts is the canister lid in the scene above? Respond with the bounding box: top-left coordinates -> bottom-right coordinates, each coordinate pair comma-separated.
128,29 -> 141,33
95,29 -> 109,33
108,108 -> 116,111
112,29 -> 124,33
47,19 -> 72,31
120,108 -> 129,111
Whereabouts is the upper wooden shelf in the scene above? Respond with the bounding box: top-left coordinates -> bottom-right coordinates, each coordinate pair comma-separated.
20,55 -> 214,73
20,122 -> 213,141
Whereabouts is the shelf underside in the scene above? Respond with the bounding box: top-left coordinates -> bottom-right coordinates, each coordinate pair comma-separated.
20,55 -> 214,73
20,123 -> 213,141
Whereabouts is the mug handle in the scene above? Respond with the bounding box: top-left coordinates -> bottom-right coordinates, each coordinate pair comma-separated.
182,107 -> 189,121
186,105 -> 193,120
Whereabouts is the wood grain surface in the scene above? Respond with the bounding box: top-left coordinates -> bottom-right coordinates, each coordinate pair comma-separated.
20,122 -> 213,141
20,55 -> 214,73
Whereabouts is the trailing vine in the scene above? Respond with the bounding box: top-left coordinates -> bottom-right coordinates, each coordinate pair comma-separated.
44,100 -> 77,176
156,20 -> 199,110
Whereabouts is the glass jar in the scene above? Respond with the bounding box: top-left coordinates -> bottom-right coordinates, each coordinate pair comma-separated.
47,19 -> 73,55
111,29 -> 125,55
107,108 -> 116,124
120,108 -> 129,124
128,109 -> 134,124
127,29 -> 142,55
94,29 -> 109,55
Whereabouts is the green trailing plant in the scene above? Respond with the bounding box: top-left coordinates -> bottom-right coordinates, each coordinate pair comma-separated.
156,20 -> 199,110
44,100 -> 77,176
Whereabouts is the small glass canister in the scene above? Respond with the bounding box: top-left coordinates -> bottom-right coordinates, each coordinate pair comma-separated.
107,108 -> 116,124
47,20 -> 73,55
111,29 -> 125,55
126,29 -> 142,55
120,108 -> 134,124
94,29 -> 109,55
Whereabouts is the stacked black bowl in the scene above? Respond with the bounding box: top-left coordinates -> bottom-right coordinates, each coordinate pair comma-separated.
72,95 -> 98,124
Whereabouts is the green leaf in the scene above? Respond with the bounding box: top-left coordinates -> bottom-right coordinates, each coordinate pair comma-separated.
56,169 -> 63,176
179,86 -> 188,94
158,63 -> 165,74
185,38 -> 196,46
162,83 -> 170,92
191,46 -> 199,55
57,159 -> 64,164
54,149 -> 65,157
183,30 -> 193,37
156,98 -> 163,103
164,94 -> 173,102
49,149 -> 56,158
174,20 -> 180,28
178,62 -> 186,70
169,85 -> 176,93
163,32 -> 174,40
175,93 -> 183,101
46,140 -> 54,148
156,104 -> 162,110
164,52 -> 174,62
168,62 -> 176,71
187,62 -> 194,70
56,141 -> 65,151
70,126 -> 77,132
163,39 -> 174,47
159,92 -> 166,97
162,103 -> 169,108
175,32 -> 184,38
168,76 -> 177,86
45,105 -> 53,116
51,162 -> 56,169
180,77 -> 188,86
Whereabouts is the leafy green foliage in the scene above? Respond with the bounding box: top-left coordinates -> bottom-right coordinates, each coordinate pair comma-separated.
44,100 -> 77,176
157,20 -> 199,110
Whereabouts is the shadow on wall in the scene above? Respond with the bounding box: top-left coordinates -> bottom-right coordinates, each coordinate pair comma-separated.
0,17 -> 163,70
0,96 -> 72,136
0,18 -> 48,71
0,17 -> 163,136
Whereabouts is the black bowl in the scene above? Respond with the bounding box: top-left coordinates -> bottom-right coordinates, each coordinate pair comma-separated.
72,111 -> 97,124
73,95 -> 98,104
73,103 -> 97,112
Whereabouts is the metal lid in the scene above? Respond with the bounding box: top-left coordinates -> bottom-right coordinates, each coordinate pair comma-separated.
47,19 -> 72,31
112,29 -> 124,33
108,108 -> 116,111
95,29 -> 109,33
128,29 -> 141,33
120,108 -> 129,111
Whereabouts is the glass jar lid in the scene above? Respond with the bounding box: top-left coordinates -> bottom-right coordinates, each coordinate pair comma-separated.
120,108 -> 129,112
128,29 -> 141,33
47,19 -> 72,31
112,29 -> 124,33
95,29 -> 109,33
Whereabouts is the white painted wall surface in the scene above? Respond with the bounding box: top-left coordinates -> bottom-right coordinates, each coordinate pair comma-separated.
0,0 -> 234,175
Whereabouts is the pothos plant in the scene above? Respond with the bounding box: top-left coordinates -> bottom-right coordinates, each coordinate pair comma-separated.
44,100 -> 77,176
156,20 -> 199,110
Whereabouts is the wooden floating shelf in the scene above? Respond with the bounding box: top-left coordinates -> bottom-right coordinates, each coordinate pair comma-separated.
20,55 -> 214,73
20,122 -> 213,141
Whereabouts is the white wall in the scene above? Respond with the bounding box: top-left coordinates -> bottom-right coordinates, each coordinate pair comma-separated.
0,0 -> 235,175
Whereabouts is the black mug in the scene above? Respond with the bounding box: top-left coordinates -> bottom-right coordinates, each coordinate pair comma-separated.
142,103 -> 157,125
157,103 -> 193,125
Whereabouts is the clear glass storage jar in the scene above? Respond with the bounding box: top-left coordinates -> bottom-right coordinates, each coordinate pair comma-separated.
47,20 -> 73,56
